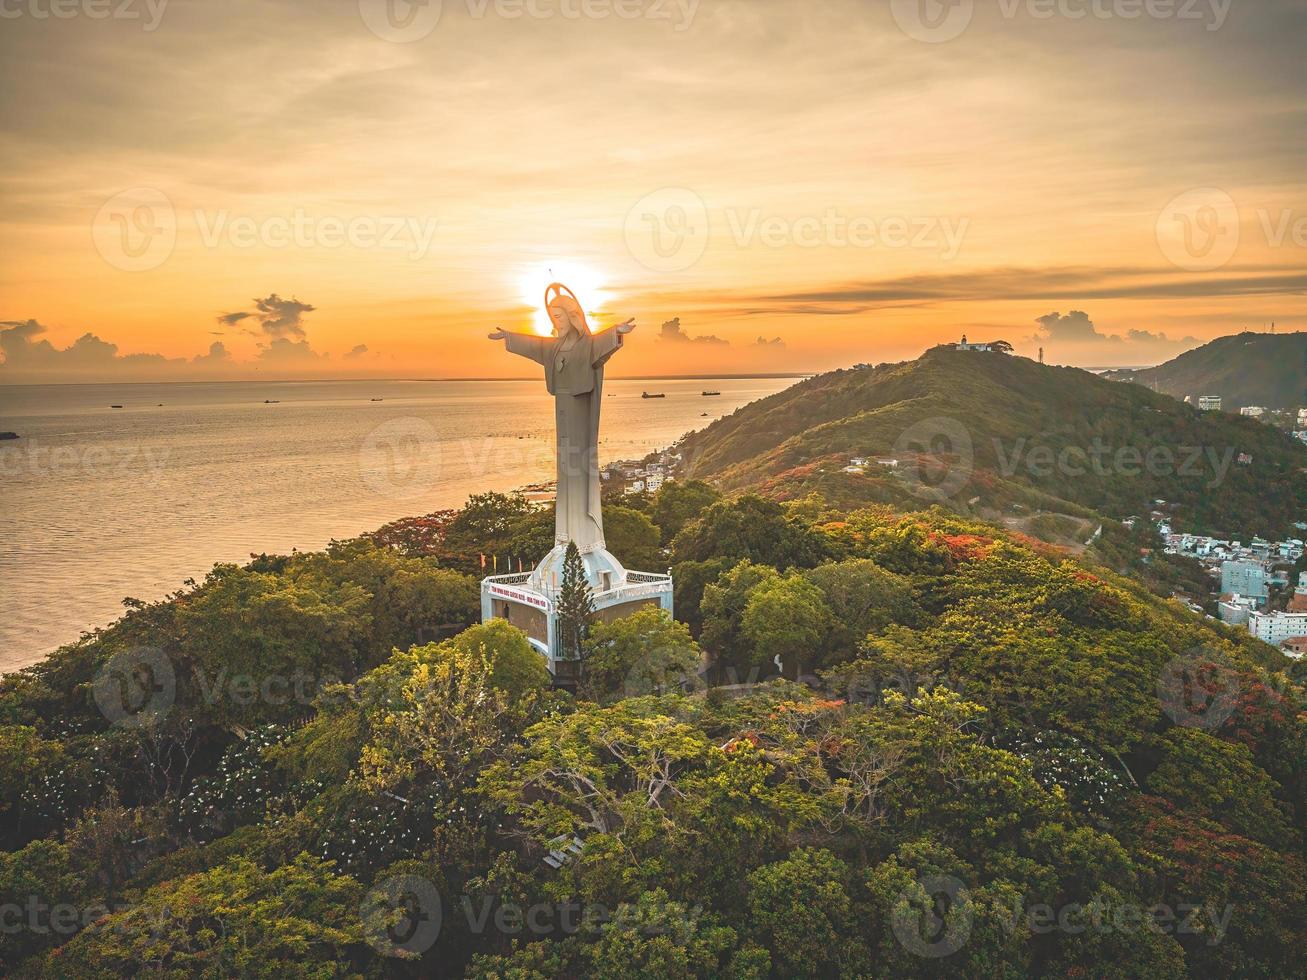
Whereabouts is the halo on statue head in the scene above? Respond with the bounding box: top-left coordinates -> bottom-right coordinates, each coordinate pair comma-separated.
544,282 -> 589,336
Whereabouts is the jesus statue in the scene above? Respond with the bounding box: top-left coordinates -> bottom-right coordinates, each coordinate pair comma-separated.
489,283 -> 635,556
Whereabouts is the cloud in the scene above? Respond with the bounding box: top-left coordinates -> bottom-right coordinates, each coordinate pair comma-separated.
1033,311 -> 1104,343
253,295 -> 315,339
738,267 -> 1307,315
1031,310 -> 1196,349
754,336 -> 786,348
657,317 -> 728,346
193,341 -> 232,365
257,338 -> 327,366
219,294 -> 316,340
1,299 -> 346,381
218,293 -> 327,363
0,319 -> 183,375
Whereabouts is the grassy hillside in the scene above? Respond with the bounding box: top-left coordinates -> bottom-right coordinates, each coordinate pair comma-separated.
678,347 -> 1307,540
1103,332 -> 1307,410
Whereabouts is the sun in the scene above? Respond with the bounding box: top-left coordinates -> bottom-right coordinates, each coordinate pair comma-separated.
516,261 -> 614,335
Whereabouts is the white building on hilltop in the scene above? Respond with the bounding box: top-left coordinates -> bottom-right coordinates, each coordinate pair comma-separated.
954,335 -> 993,352
1198,395 -> 1222,411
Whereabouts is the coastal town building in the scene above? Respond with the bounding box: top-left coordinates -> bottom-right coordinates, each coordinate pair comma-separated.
1281,636 -> 1307,659
1240,406 -> 1265,418
1248,610 -> 1307,651
1198,395 -> 1222,411
1218,594 -> 1259,626
1220,559 -> 1269,601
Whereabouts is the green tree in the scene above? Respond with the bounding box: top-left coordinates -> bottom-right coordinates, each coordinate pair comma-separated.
581,607 -> 703,701
670,556 -> 736,638
442,491 -> 535,569
1147,727 -> 1293,844
557,542 -> 595,661
652,479 -> 721,545
39,854 -> 364,978
802,558 -> 918,666
604,505 -> 664,571
699,561 -> 780,674
740,574 -> 833,675
671,495 -> 828,569
443,621 -> 551,701
745,848 -> 864,978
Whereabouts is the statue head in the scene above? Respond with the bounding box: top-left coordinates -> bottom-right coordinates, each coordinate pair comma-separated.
544,282 -> 589,338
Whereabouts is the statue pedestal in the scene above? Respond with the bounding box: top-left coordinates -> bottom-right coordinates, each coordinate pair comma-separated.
481,546 -> 673,681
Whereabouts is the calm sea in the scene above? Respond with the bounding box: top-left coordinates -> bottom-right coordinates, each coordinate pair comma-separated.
0,377 -> 795,672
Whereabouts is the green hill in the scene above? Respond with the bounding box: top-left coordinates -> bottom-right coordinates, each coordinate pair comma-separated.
678,346 -> 1307,540
1103,332 -> 1307,410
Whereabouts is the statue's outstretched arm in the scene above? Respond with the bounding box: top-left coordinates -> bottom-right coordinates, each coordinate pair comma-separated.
489,328 -> 551,365
590,318 -> 635,367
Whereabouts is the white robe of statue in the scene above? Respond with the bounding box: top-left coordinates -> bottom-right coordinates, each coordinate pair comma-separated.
490,283 -> 634,554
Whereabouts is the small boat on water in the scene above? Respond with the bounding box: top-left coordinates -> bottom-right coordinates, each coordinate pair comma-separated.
702,390 -> 721,396
110,405 -> 123,409
0,431 -> 18,440
370,397 -> 384,401
264,399 -> 280,404
641,392 -> 666,399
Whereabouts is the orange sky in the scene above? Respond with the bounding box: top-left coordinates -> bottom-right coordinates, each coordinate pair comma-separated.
1,0 -> 1304,383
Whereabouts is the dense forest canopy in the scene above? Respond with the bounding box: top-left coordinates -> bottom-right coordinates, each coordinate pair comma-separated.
2,486 -> 1303,978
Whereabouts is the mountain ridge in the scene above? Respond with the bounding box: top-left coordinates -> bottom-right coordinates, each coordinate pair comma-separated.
677,345 -> 1307,540
1102,332 -> 1307,409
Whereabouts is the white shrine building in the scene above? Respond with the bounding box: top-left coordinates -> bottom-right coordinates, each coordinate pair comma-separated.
481,545 -> 673,682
